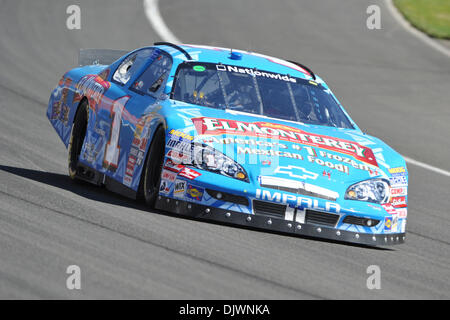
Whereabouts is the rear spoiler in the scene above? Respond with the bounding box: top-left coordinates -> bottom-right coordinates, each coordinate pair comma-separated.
78,49 -> 128,66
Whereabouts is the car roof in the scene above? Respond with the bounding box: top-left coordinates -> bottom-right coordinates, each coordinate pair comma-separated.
153,43 -> 316,81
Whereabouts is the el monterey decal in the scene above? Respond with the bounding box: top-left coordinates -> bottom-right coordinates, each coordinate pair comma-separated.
192,117 -> 378,167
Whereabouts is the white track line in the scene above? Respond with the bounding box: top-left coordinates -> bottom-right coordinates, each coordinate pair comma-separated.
403,156 -> 450,177
385,0 -> 450,58
143,0 -> 450,178
143,0 -> 181,43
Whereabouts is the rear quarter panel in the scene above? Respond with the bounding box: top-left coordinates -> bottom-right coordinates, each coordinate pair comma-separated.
47,65 -> 109,147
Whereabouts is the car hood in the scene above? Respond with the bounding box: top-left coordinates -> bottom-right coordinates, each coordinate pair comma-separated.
165,102 -> 406,189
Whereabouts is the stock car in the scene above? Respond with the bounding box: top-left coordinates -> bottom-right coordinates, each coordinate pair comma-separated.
47,42 -> 408,246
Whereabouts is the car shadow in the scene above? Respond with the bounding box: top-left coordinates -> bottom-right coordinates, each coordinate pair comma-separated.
0,164 -> 393,251
0,164 -> 147,210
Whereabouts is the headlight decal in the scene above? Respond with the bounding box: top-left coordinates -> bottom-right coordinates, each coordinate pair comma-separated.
167,142 -> 249,182
191,143 -> 249,181
345,178 -> 390,204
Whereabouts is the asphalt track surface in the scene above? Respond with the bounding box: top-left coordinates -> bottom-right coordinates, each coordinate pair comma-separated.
0,0 -> 449,299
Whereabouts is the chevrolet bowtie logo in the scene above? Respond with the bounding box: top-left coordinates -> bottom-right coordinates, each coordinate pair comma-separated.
275,165 -> 318,180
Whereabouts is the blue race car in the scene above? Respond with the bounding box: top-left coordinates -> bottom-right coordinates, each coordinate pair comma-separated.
47,42 -> 408,246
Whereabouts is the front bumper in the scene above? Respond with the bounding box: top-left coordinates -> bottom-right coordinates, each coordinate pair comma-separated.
155,195 -> 406,246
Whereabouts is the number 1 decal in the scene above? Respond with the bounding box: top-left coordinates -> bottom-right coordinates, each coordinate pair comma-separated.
103,96 -> 130,171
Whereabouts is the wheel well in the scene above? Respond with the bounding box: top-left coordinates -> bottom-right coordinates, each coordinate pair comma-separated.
72,97 -> 89,124
137,123 -> 166,200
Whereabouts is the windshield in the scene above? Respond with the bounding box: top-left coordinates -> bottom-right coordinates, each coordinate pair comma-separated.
172,62 -> 354,129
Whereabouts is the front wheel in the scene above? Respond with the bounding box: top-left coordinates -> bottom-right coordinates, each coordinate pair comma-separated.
142,126 -> 166,208
68,100 -> 89,180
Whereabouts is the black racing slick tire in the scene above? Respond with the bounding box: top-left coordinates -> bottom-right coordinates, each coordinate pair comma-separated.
68,99 -> 89,180
142,126 -> 166,208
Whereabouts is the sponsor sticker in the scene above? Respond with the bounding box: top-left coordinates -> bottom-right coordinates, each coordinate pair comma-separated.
384,217 -> 393,232
173,179 -> 187,198
396,208 -> 407,219
123,155 -> 137,186
392,215 -> 399,232
166,137 -> 192,153
167,150 -> 191,163
391,196 -> 407,208
216,64 -> 297,83
390,172 -> 407,178
123,175 -> 132,187
178,167 -> 201,180
168,129 -> 193,141
389,175 -> 408,186
186,184 -> 204,201
389,167 -> 406,174
161,169 -> 177,183
164,158 -> 185,173
159,180 -> 171,194
125,155 -> 136,176
193,65 -> 206,72
391,187 -> 407,197
136,150 -> 145,166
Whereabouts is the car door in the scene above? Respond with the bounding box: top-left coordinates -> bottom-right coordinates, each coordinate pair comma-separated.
78,48 -> 154,176
117,51 -> 173,188
80,47 -> 173,189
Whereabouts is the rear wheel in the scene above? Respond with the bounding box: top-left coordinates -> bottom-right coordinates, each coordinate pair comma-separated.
68,99 -> 89,180
142,126 -> 166,208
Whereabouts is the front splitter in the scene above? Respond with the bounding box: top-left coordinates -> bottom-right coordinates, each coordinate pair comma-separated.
155,196 -> 405,246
